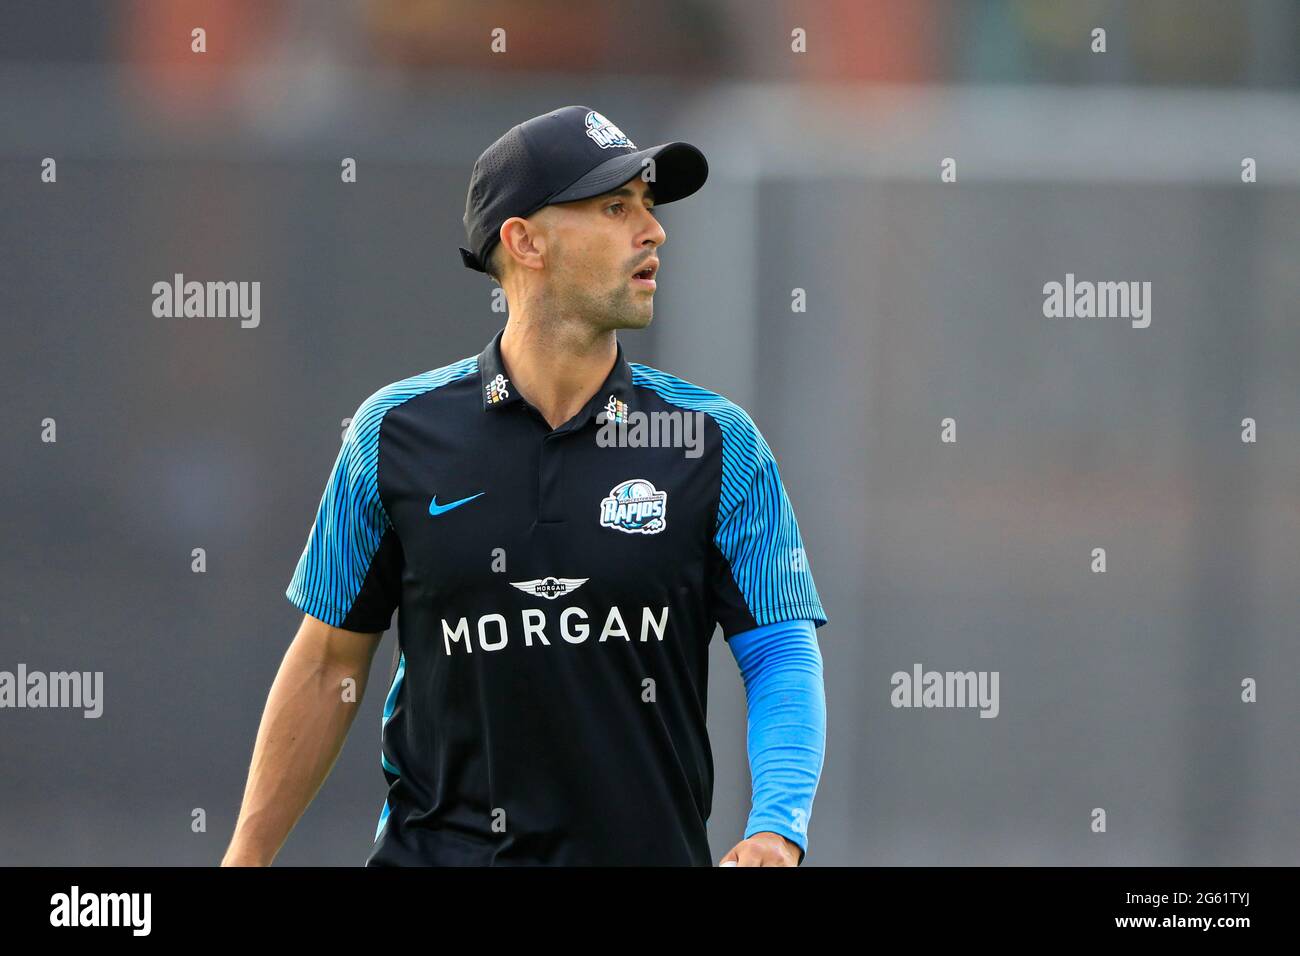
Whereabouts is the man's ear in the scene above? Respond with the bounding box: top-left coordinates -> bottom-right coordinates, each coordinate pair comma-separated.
498,215 -> 546,273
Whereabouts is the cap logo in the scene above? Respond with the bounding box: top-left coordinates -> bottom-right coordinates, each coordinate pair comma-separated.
585,110 -> 635,150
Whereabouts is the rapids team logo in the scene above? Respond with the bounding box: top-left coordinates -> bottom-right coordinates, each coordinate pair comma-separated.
585,111 -> 635,150
599,478 -> 667,535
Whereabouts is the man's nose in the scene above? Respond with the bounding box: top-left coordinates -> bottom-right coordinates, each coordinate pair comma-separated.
642,212 -> 666,247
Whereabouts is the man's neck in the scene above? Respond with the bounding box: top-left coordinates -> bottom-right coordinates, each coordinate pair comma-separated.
498,314 -> 617,431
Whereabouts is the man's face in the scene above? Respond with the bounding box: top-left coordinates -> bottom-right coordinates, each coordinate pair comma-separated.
531,177 -> 666,331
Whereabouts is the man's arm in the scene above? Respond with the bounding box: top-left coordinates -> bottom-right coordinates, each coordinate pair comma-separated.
696,398 -> 828,865
221,613 -> 384,866
718,618 -> 827,867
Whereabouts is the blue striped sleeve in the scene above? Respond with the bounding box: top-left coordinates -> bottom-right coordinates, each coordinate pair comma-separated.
285,358 -> 478,631
286,392 -> 397,631
711,407 -> 826,637
626,364 -> 827,637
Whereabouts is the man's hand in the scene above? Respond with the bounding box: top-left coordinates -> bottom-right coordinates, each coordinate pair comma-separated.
718,831 -> 802,867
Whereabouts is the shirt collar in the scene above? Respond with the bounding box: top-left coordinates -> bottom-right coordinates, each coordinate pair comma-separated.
478,326 -> 636,427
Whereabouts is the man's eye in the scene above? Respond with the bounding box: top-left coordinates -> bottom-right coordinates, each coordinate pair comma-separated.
607,201 -> 656,217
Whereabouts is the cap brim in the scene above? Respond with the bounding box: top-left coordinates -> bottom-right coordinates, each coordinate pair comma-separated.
546,141 -> 708,206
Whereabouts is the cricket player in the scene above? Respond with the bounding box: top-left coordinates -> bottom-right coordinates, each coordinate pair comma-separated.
222,106 -> 827,867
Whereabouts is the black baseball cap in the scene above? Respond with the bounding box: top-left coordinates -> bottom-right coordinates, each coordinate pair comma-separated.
459,105 -> 709,274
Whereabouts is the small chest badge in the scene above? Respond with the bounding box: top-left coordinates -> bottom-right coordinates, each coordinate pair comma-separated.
603,394 -> 628,424
485,373 -> 510,404
600,478 -> 667,535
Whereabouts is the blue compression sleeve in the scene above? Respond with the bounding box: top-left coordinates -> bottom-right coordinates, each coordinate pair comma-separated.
726,617 -> 826,862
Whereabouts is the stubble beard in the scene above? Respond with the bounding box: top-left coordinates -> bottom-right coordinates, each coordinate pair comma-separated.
560,272 -> 653,333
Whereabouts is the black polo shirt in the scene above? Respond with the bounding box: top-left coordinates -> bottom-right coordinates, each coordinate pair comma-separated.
286,328 -> 827,865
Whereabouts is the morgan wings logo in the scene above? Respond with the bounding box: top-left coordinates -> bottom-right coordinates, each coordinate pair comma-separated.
599,478 -> 667,535
510,577 -> 589,600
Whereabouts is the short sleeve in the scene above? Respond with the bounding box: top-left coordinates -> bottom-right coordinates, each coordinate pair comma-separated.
285,397 -> 402,633
708,410 -> 827,639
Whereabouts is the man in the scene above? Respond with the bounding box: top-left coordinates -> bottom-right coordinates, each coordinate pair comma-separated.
223,106 -> 827,867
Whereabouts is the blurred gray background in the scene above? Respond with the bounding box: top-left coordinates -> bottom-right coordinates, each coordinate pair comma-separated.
2,0 -> 1298,865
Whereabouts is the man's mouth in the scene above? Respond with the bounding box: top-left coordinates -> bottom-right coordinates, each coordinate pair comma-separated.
632,259 -> 659,289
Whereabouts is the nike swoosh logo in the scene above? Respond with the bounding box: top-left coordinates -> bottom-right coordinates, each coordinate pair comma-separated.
428,492 -> 484,516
